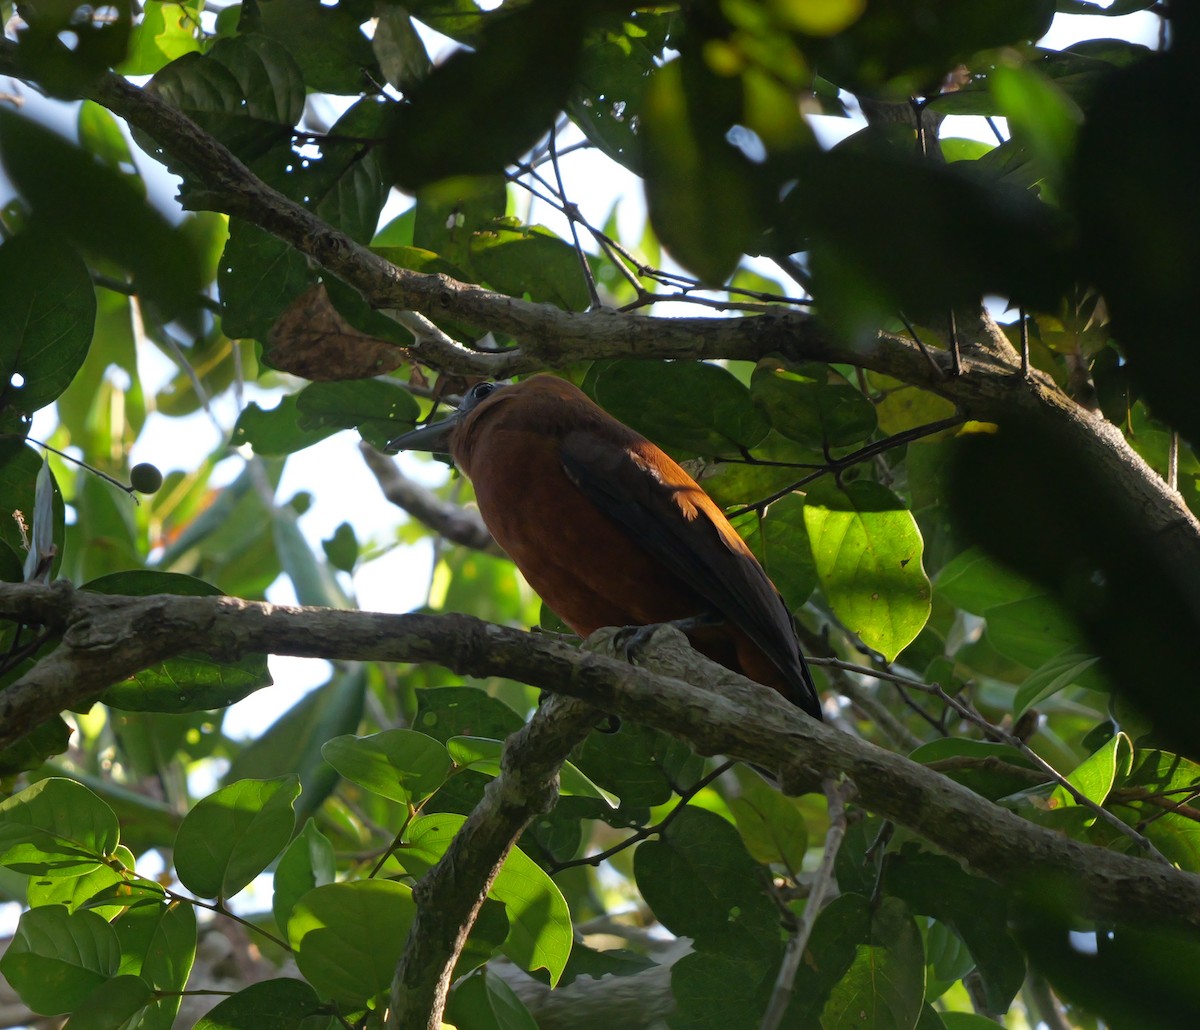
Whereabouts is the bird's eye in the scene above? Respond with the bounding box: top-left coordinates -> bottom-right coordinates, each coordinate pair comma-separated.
471,383 -> 497,400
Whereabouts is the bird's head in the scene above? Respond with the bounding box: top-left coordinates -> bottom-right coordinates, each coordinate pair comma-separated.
385,380 -> 510,456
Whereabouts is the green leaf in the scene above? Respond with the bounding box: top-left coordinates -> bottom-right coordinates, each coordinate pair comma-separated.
728,766 -> 809,871
273,819 -> 337,937
289,879 -> 416,1006
734,493 -> 818,613
574,721 -> 704,812
567,12 -> 675,174
194,978 -> 325,1030
990,60 -> 1082,195
83,571 -> 272,712
820,897 -> 926,1030
27,850 -> 134,918
383,0 -> 587,188
751,364 -> 878,449
0,231 -> 96,427
173,776 -> 300,899
470,226 -> 588,311
295,379 -> 420,452
0,778 -> 120,877
412,175 -> 507,274
322,729 -> 452,806
445,967 -> 538,1030
884,846 -> 1025,1015
113,900 -> 197,1028
0,112 -> 203,318
119,0 -> 202,76
1050,732 -> 1132,813
62,975 -> 154,1030
908,739 -> 1044,801
633,806 -> 779,958
231,395 -> 338,456
253,0 -> 382,95
139,35 -> 305,169
0,906 -> 120,1015
1121,751 -> 1200,872
585,359 -> 769,456
322,522 -> 359,573
413,686 -> 525,744
404,813 -> 573,986
670,950 -> 776,1027
804,480 -> 931,661
1015,651 -> 1101,717
984,595 -> 1086,669
641,56 -> 764,284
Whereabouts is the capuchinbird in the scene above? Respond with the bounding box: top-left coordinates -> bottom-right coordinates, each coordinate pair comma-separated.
387,376 -> 821,719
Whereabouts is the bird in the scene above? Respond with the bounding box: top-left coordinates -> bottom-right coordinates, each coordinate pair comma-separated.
386,375 -> 822,719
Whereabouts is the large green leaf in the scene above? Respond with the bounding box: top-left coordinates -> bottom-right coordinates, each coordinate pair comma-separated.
139,35 -> 304,169
272,819 -> 337,937
194,978 -> 325,1030
289,879 -> 416,1006
83,571 -> 272,713
820,897 -> 925,1029
804,480 -> 931,661
585,359 -> 769,456
0,112 -> 203,318
252,0 -> 382,95
751,363 -> 878,450
62,976 -> 154,1030
640,55 -> 765,284
633,806 -> 779,958
0,778 -> 119,877
0,232 -> 95,431
173,776 -> 300,899
734,493 -> 817,613
0,906 -> 120,1015
322,729 -> 452,806
383,0 -> 587,188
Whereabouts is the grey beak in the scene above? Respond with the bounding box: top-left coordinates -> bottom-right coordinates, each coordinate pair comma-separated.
385,411 -> 463,454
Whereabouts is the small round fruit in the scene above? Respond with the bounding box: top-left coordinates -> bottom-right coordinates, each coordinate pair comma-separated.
130,462 -> 164,495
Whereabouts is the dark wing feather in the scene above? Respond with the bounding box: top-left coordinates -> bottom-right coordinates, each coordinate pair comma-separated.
561,432 -> 820,716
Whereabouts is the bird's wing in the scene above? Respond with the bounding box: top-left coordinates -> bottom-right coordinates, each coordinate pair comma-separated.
560,433 -> 820,716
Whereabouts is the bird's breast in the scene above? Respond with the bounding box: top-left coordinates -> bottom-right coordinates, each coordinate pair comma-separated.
464,428 -> 705,636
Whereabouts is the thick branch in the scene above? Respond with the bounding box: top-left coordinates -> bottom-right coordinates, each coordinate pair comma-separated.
387,693 -> 602,1029
1,583 -> 1198,939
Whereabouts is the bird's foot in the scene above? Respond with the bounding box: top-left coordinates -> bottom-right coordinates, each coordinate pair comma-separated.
613,611 -> 723,665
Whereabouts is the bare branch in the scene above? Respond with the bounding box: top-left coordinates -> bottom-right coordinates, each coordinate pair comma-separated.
762,776 -> 856,1030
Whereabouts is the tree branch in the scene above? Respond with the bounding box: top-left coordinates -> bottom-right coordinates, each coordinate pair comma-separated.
2,582 -> 1198,941
388,692 -> 602,1029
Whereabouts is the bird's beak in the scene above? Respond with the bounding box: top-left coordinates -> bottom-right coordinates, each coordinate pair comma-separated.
385,411 -> 463,454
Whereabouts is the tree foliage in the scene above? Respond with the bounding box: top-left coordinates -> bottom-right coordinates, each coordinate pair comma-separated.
0,1 -> 1198,1028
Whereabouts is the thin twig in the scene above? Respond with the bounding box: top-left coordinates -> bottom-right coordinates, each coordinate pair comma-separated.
550,760 -> 736,873
547,126 -> 601,310
728,415 -> 964,516
930,685 -> 1169,863
761,776 -> 856,1030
